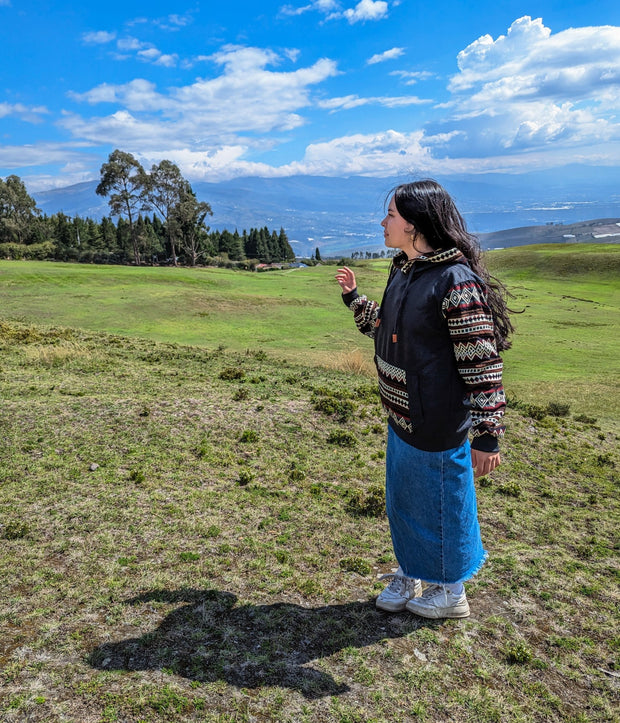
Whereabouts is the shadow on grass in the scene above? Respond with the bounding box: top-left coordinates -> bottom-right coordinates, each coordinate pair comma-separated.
88,588 -> 434,698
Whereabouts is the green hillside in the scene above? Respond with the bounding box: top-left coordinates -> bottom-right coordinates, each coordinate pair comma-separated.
0,243 -> 618,421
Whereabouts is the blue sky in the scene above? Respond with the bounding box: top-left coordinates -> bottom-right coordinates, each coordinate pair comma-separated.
1,0 -> 619,191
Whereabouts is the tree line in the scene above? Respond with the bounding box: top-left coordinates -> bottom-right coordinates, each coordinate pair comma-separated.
0,150 -> 295,268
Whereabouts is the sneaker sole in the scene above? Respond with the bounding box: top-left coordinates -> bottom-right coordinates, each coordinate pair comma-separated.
405,602 -> 470,619
375,599 -> 408,612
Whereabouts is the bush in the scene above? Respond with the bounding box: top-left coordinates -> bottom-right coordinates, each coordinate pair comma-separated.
327,430 -> 357,447
546,401 -> 571,417
347,485 -> 385,517
237,469 -> 254,486
312,394 -> 355,422
504,641 -> 533,665
239,429 -> 259,443
339,557 -> 372,576
574,413 -> 598,425
1,520 -> 29,540
524,404 -> 548,421
219,367 -> 245,381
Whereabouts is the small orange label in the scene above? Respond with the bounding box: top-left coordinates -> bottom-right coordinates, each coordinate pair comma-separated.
392,333 -> 398,343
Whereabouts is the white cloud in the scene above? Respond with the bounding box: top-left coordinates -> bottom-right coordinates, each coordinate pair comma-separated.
391,70 -> 433,85
63,47 -> 339,151
82,30 -> 116,45
279,1 -> 339,17
116,36 -> 147,52
280,0 -> 388,23
156,13 -> 193,30
367,47 -> 404,65
140,129 -> 434,181
342,0 -> 388,24
318,94 -> 430,111
280,129 -> 432,176
430,17 -> 620,160
451,17 -> 620,102
0,143 -> 92,172
0,102 -> 49,122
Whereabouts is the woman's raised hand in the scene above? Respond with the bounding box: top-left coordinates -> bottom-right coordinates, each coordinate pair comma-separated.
335,266 -> 357,294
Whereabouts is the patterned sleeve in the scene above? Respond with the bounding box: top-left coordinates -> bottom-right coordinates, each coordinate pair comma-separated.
442,281 -> 506,451
342,289 -> 379,339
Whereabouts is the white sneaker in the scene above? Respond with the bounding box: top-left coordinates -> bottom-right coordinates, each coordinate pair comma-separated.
375,567 -> 422,612
405,584 -> 470,619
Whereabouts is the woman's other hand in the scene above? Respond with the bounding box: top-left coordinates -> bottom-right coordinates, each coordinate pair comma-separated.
335,267 -> 357,294
471,449 -> 501,479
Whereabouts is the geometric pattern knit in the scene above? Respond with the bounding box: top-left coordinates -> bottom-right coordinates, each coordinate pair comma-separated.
442,279 -> 505,440
348,249 -> 505,441
376,355 -> 413,434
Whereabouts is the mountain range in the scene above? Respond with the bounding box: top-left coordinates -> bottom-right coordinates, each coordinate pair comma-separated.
32,165 -> 620,257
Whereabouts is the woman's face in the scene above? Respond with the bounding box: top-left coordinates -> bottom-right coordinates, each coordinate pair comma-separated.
381,196 -> 416,257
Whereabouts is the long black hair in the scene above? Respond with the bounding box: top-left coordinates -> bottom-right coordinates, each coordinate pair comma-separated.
392,179 -> 514,350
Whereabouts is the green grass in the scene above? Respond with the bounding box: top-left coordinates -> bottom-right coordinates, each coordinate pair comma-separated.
0,243 -> 618,421
0,319 -> 618,722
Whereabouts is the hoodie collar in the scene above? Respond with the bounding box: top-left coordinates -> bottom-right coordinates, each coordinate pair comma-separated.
392,247 -> 465,275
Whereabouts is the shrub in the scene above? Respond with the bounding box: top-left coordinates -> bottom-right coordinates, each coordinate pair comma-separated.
232,387 -> 249,401
524,404 -> 548,421
339,557 -> 372,576
574,413 -> 598,425
312,394 -> 355,422
347,485 -> 385,517
497,481 -> 521,497
219,367 -> 245,381
504,641 -> 533,665
239,429 -> 259,443
327,430 -> 357,447
2,520 -> 29,540
289,463 -> 306,482
237,469 -> 254,486
546,401 -> 571,417
129,468 -> 145,484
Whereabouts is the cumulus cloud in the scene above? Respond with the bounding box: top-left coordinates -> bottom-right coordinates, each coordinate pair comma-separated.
82,30 -> 116,45
143,129 -> 434,181
367,47 -> 404,65
63,47 -> 339,154
280,129 -> 432,176
342,0 -> 388,23
431,16 -> 620,160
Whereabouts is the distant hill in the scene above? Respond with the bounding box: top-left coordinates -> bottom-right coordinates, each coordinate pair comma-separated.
32,168 -> 620,257
479,219 -> 620,249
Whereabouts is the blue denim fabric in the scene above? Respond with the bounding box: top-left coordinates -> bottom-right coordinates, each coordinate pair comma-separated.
385,425 -> 487,584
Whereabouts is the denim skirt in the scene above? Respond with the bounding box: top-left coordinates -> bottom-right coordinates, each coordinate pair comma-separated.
385,425 -> 487,584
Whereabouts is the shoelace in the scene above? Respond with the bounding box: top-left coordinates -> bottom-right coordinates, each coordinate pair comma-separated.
420,584 -> 444,599
379,573 -> 416,595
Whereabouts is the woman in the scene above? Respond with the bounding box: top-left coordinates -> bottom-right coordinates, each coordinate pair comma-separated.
335,180 -> 512,619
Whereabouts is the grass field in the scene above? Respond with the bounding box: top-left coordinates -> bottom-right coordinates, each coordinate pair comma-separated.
1,243 -> 619,422
0,245 -> 619,721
